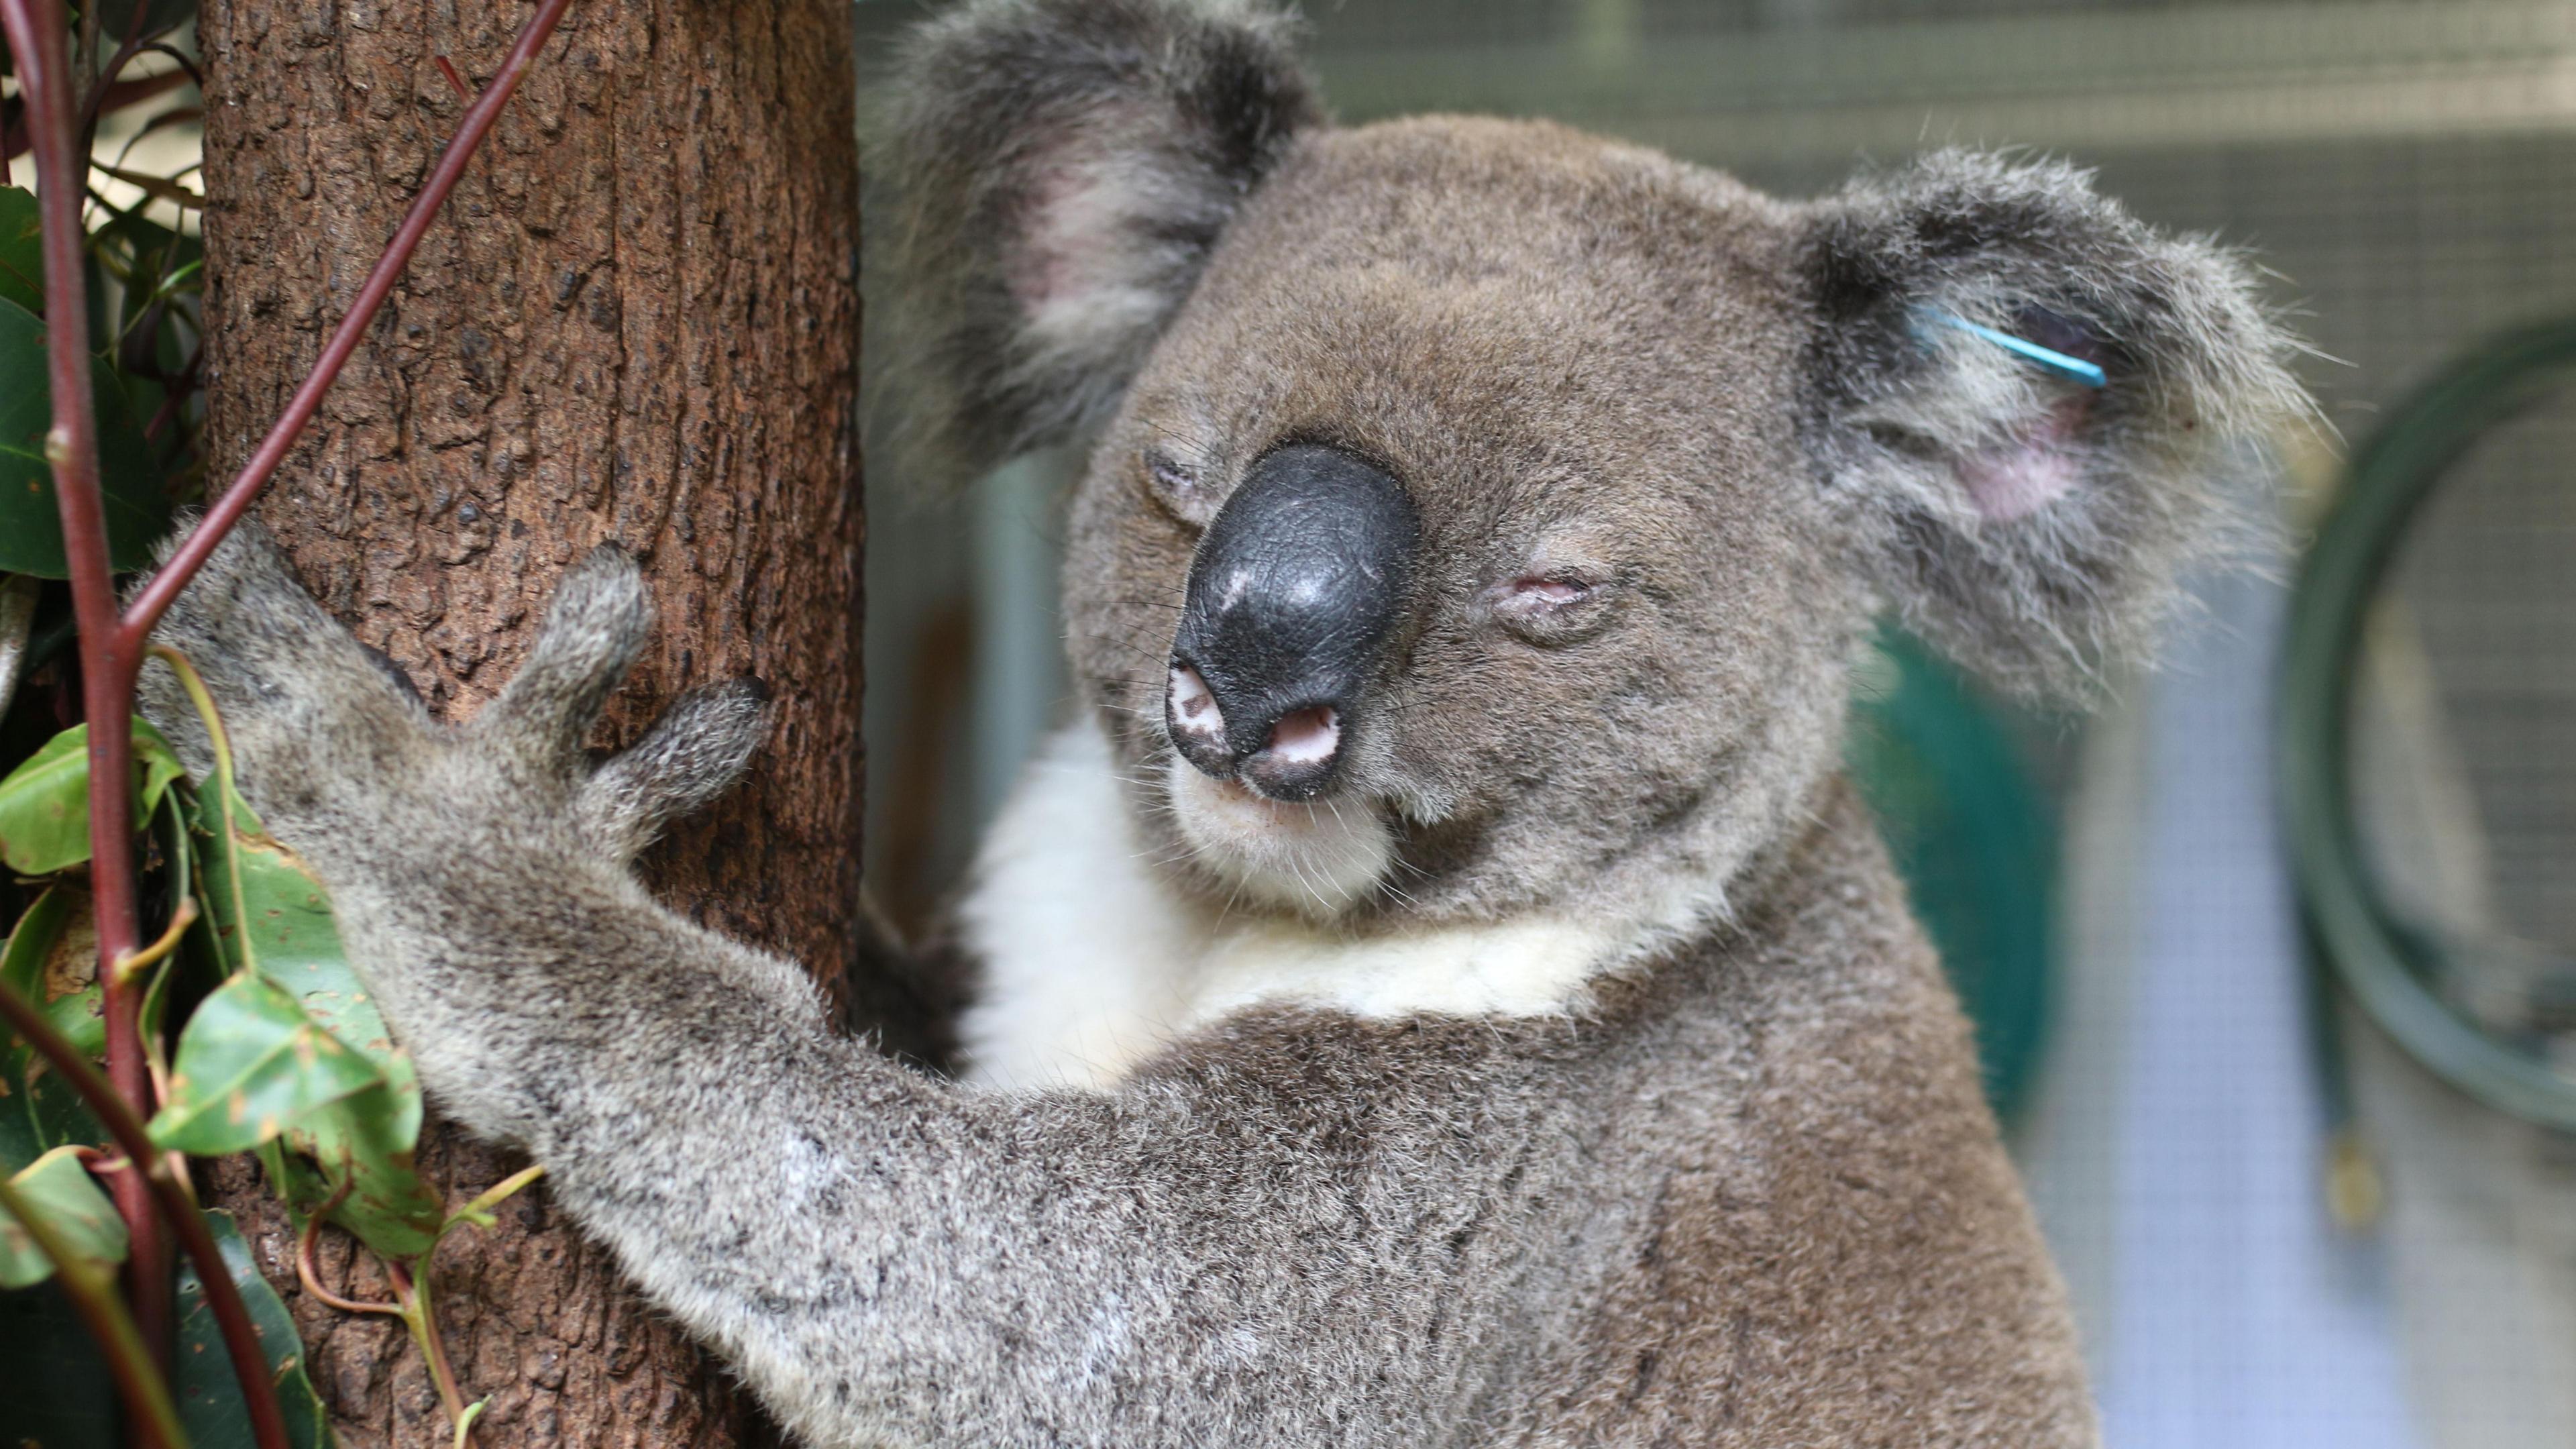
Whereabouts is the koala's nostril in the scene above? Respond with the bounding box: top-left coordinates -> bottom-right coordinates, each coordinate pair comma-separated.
1168,443 -> 1415,797
1168,664 -> 1226,741
1265,705 -> 1338,767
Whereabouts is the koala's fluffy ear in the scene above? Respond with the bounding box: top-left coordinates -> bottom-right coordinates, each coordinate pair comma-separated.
1802,150 -> 2308,696
876,0 -> 1322,480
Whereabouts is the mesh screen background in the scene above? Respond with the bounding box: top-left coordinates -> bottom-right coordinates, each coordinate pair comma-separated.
852,5 -> 2576,1441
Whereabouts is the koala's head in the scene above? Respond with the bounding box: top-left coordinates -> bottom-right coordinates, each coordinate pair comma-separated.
880,0 -> 2304,930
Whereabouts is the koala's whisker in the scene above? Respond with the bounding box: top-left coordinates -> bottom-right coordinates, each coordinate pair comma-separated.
1101,639 -> 1178,674
1284,853 -> 1337,915
1388,853 -> 1436,888
1095,635 -> 1167,665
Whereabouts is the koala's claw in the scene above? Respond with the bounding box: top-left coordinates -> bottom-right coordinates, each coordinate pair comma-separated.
576,679 -> 772,862
134,519 -> 432,796
479,547 -> 771,856
475,543 -> 653,775
137,522 -> 765,875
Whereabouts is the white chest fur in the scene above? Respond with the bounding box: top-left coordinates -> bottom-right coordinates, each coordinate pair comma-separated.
954,722 -> 1710,1091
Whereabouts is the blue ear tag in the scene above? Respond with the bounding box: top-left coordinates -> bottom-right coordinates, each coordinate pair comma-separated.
1919,309 -> 2108,390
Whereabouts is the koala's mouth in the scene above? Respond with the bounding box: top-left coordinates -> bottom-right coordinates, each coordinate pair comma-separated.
1148,443 -> 1418,916
1163,755 -> 1395,916
1161,444 -> 1416,798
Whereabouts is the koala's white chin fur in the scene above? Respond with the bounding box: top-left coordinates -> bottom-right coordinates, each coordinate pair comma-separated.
1164,758 -> 1394,916
954,720 -> 1729,1091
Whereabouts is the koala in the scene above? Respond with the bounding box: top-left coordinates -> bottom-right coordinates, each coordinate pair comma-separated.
140,0 -> 2305,1444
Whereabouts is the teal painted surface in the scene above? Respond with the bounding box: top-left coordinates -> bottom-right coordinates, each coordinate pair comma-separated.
1848,627 -> 2059,1122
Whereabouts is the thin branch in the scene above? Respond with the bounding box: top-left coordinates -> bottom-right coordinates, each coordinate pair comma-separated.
92,159 -> 204,211
75,0 -> 180,158
295,1229 -> 405,1318
121,0 -> 582,650
111,898 -> 198,987
0,0 -> 167,1377
142,343 -> 205,443
0,1169 -> 184,1449
443,1163 -> 546,1233
0,977 -> 292,1449
293,1180 -> 405,1318
451,1399 -> 492,1449
131,43 -> 206,92
79,65 -> 193,136
390,1258 -> 474,1432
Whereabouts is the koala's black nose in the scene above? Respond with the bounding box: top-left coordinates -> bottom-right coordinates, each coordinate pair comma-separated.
1167,444 -> 1418,800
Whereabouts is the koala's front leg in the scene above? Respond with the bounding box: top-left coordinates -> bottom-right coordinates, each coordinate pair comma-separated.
137,529 -> 806,1142
138,529 -> 1391,1448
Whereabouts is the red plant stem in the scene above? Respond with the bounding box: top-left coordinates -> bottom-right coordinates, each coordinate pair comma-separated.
0,0 -> 168,1373
121,0 -> 579,650
433,54 -> 473,101
0,979 -> 289,1449
4,0 -> 575,1442
295,1213 -> 406,1318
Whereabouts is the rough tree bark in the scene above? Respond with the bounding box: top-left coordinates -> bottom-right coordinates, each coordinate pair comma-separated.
196,2 -> 871,1444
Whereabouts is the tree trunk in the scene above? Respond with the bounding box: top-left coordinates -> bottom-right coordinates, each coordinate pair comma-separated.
196,3 -> 866,1444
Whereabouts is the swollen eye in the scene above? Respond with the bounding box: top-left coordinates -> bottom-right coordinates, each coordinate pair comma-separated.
1513,578 -> 1591,606
1143,450 -> 1212,525
1487,569 -> 1616,645
1492,576 -> 1595,619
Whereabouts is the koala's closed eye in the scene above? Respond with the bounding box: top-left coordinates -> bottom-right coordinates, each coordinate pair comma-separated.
1483,569 -> 1619,645
1142,449 -> 1217,529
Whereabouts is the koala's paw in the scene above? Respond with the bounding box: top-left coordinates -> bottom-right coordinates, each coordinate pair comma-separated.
572,676 -> 771,862
136,521 -> 437,825
471,545 -> 770,863
138,521 -> 769,869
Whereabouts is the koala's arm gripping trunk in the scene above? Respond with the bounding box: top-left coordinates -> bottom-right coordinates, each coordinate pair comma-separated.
343,869 -> 1470,1449
138,525 -> 1472,1449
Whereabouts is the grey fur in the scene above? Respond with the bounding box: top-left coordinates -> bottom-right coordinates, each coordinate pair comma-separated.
873,0 -> 1322,480
1805,150 -> 2308,695
140,1 -> 2308,1444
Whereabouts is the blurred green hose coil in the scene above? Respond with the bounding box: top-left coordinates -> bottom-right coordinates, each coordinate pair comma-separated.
2282,319 -> 2576,1131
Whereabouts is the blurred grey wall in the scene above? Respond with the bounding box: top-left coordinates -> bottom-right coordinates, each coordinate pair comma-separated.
853,4 -> 2576,1444
858,0 -> 2576,918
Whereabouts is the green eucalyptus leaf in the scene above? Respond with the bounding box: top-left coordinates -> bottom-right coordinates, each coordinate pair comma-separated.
142,726 -> 187,819
0,186 -> 40,316
176,1208 -> 333,1449
0,727 -> 94,875
150,972 -> 383,1156
0,295 -> 173,578
186,775 -> 443,1254
189,769 -> 346,999
0,890 -> 108,1173
0,716 -> 186,875
274,1063 -> 441,1259
2,885 -> 104,1066
0,1144 -> 127,1288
